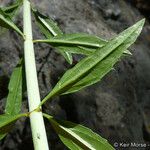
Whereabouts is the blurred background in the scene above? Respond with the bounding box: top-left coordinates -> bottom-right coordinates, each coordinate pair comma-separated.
0,0 -> 150,149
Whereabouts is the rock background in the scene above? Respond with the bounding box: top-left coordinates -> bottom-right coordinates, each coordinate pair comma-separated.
0,0 -> 150,149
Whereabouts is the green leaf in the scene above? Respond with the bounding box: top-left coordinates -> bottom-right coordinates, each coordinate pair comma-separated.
34,33 -> 107,48
0,59 -> 25,140
0,114 -> 26,140
40,19 -> 145,105
2,0 -> 23,18
32,9 -> 72,64
34,33 -> 130,57
0,8 -> 24,37
53,36 -> 131,56
5,59 -> 24,115
35,33 -> 131,56
44,114 -> 114,150
34,33 -> 107,64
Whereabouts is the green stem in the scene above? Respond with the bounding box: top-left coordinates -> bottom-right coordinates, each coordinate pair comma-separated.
23,0 -> 49,150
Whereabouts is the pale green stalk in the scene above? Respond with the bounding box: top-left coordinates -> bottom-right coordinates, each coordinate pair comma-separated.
23,0 -> 49,149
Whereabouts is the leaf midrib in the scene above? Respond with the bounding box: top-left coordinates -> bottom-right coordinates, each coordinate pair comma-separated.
34,39 -> 101,48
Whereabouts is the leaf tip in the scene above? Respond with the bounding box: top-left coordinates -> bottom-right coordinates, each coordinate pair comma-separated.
140,18 -> 145,26
136,18 -> 145,28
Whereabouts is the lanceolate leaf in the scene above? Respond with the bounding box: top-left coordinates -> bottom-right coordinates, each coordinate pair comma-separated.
34,33 -> 131,56
34,33 -> 106,48
32,9 -> 72,64
40,19 -> 145,105
62,39 -> 134,94
0,8 -> 24,37
44,114 -> 114,150
0,59 -> 24,140
0,114 -> 26,140
34,33 -> 107,63
5,59 -> 24,115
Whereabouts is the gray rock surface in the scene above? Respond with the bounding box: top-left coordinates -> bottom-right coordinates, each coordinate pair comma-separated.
0,0 -> 150,149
